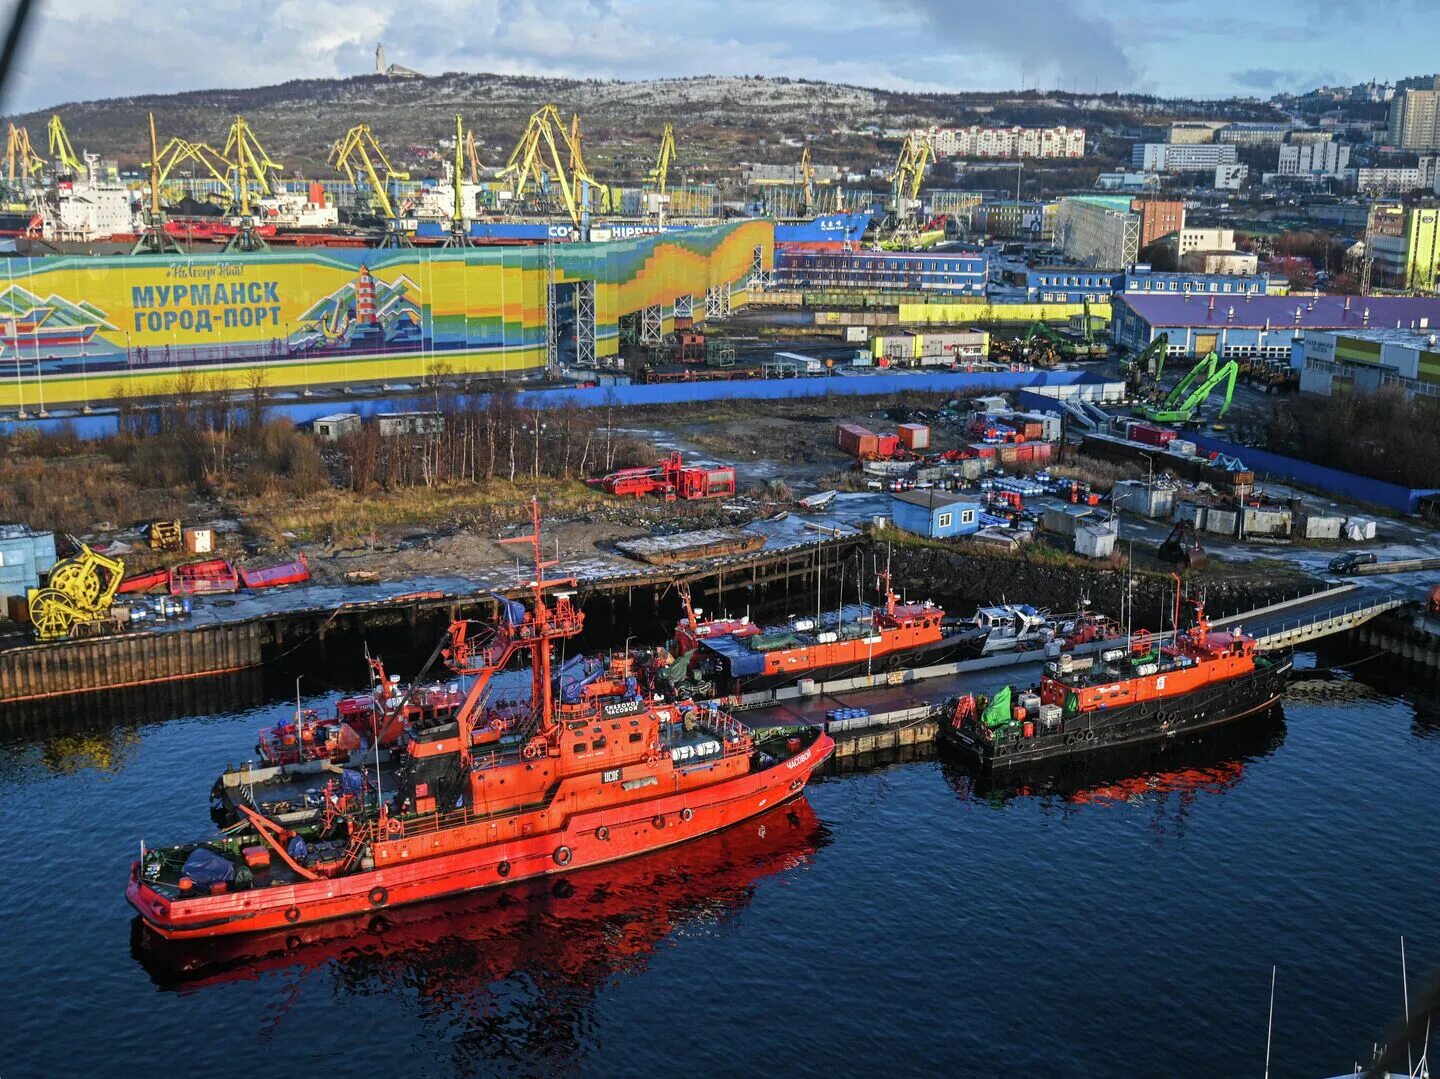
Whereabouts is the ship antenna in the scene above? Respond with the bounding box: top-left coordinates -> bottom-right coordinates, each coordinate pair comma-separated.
1403,936 -> 1414,1077
1263,965 -> 1276,1079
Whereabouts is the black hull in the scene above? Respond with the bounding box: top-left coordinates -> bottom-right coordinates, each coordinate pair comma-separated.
723,628 -> 987,694
940,653 -> 1294,768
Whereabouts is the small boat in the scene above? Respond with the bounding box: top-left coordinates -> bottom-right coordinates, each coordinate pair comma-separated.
960,604 -> 1056,656
240,554 -> 310,589
170,558 -> 240,595
798,490 -> 837,510
939,582 -> 1292,768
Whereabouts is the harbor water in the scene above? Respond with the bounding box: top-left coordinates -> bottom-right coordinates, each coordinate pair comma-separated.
2,639 -> 1438,1076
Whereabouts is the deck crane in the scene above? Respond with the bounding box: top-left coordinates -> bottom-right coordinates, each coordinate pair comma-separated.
4,124 -> 43,184
133,113 -> 184,256
329,123 -> 411,244
47,115 -> 83,175
1140,350 -> 1239,425
220,115 -> 282,251
498,104 -> 608,228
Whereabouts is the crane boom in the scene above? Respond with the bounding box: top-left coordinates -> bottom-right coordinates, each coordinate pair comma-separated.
497,104 -> 609,226
647,123 -> 676,195
328,123 -> 408,220
47,115 -> 82,174
4,124 -> 43,182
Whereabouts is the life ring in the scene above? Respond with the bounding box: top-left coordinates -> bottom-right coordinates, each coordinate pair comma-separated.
497,860 -> 511,878
680,808 -> 693,823
653,815 -> 666,830
596,825 -> 609,841
284,906 -> 301,924
553,846 -> 572,866
386,817 -> 404,838
368,886 -> 388,908
523,743 -> 540,760
645,753 -> 659,767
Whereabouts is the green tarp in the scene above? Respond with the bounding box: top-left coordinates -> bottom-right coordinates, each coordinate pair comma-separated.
981,686 -> 1013,729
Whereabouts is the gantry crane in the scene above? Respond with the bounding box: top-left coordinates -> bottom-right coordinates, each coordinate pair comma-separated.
444,112 -> 470,247
220,115 -> 282,251
889,134 -> 933,211
133,113 -> 184,255
646,123 -> 677,195
498,104 -> 609,227
47,115 -> 83,175
464,127 -> 482,184
4,123 -> 43,185
329,123 -> 408,217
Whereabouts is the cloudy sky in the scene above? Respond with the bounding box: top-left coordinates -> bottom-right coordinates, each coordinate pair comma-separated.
6,0 -> 1433,112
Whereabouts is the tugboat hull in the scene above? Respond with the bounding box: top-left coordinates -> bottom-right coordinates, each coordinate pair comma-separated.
129,730 -> 833,939
941,654 -> 1293,767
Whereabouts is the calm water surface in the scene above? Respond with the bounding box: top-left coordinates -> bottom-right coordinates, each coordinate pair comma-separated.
2,645 -> 1438,1077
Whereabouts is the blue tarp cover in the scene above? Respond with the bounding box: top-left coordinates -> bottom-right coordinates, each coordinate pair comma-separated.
340,769 -> 365,795
700,635 -> 767,677
287,836 -> 309,863
181,847 -> 235,887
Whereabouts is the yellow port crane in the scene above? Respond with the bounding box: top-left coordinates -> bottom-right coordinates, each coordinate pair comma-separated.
465,127 -> 482,184
47,114 -> 83,175
329,122 -> 409,220
889,134 -> 933,209
444,112 -> 470,247
4,124 -> 43,183
498,104 -> 610,227
646,123 -> 677,195
134,112 -> 184,255
220,115 -> 281,251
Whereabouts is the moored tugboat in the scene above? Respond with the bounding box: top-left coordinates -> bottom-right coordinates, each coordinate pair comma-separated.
129,503 -> 833,940
940,582 -> 1291,768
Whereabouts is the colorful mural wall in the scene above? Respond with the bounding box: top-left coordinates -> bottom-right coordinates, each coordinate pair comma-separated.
0,220 -> 771,408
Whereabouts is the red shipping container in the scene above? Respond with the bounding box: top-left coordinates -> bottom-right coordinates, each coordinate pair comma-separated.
1032,441 -> 1054,461
876,433 -> 901,458
967,442 -> 997,459
998,444 -> 1020,464
898,423 -> 930,450
836,423 -> 877,457
1013,443 -> 1035,462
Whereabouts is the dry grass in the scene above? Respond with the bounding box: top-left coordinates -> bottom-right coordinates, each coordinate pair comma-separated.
0,452 -> 186,536
238,478 -> 612,544
1039,454 -> 1135,493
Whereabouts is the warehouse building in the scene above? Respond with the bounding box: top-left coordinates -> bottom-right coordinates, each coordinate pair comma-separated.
773,249 -> 987,295
1112,294 -> 1440,360
1299,327 -> 1440,399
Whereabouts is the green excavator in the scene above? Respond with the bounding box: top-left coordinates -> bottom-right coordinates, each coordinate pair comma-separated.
1138,349 -> 1238,425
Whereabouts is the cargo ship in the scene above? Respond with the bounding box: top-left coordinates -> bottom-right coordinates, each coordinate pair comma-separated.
128,503 -> 833,939
940,583 -> 1291,767
673,571 -> 984,693
773,211 -> 872,251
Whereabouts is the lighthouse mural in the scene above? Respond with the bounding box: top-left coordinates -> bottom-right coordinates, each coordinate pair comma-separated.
354,264 -> 379,326
294,260 -> 423,351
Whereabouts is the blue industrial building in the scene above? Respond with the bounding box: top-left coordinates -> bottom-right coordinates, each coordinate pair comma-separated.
891,491 -> 981,539
1113,293 -> 1440,359
774,250 -> 987,296
0,526 -> 57,607
1122,268 -> 1283,296
1022,267 -> 1120,303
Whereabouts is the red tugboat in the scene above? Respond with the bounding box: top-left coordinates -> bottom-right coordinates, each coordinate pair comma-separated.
128,502 -> 833,939
940,578 -> 1292,767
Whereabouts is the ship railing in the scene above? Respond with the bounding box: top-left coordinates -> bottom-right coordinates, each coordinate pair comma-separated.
395,781 -> 563,840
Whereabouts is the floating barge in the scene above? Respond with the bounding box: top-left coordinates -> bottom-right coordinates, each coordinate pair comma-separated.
615,529 -> 765,565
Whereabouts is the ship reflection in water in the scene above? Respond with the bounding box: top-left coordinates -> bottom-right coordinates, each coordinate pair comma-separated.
132,799 -> 829,1012
940,705 -> 1288,815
